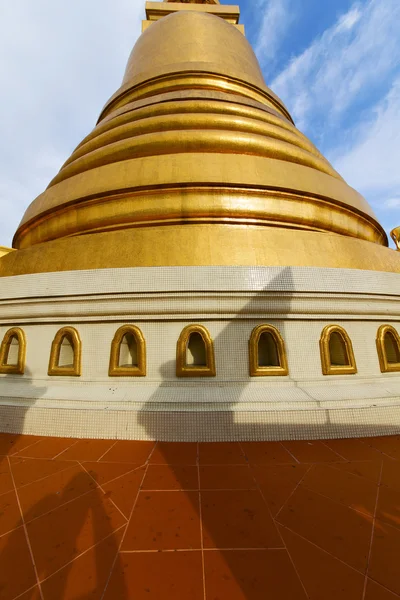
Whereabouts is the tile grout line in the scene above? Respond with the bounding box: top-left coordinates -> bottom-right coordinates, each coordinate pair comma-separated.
299,482 -> 377,520
78,461 -> 129,521
7,455 -> 45,600
21,484 -> 107,528
119,547 -> 289,553
8,439 -> 43,457
37,524 -> 127,587
100,442 -> 157,600
197,442 -> 207,600
279,442 -> 300,463
367,577 -> 400,598
239,441 -> 310,600
51,439 -> 81,459
0,463 -> 78,499
274,464 -> 313,521
319,441 -> 349,462
362,459 -> 384,600
327,460 -> 380,483
278,522 -> 368,576
12,583 -> 41,600
96,441 -> 118,462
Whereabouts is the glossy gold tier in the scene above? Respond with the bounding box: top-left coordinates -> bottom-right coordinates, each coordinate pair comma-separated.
8,5 -> 392,275
2,226 -> 400,277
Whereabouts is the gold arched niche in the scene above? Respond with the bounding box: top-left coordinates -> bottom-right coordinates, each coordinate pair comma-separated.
109,325 -> 146,377
376,325 -> 400,373
176,324 -> 216,377
320,325 -> 357,375
249,324 -> 288,377
48,326 -> 81,376
0,327 -> 26,375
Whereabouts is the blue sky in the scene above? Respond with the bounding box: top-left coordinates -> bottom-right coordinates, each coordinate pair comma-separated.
0,0 -> 399,247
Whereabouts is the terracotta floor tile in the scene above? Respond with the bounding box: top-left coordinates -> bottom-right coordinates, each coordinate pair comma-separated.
143,465 -> 198,490
381,459 -> 400,492
104,551 -> 204,600
199,442 -> 247,465
282,440 -> 344,463
323,438 -> 384,461
102,467 -> 146,518
332,460 -> 383,483
81,461 -> 142,485
362,436 -> 400,460
0,434 -> 41,456
200,465 -> 256,490
122,490 -> 201,550
241,442 -> 294,465
365,579 -> 400,599
15,437 -> 78,459
0,526 -> 37,600
27,487 -> 126,579
251,464 -> 310,517
301,464 -> 377,516
18,465 -> 96,522
99,440 -> 155,463
369,519 -> 400,596
277,485 -> 372,572
204,549 -> 307,600
0,489 -> 22,536
10,457 -> 74,488
279,524 -> 365,600
150,442 -> 198,465
40,526 -> 125,600
0,461 -> 14,495
201,490 -> 282,549
15,586 -> 41,600
55,438 -> 115,461
376,485 -> 400,531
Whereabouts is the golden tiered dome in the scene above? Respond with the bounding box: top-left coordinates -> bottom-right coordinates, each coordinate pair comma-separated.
1,1 -> 399,276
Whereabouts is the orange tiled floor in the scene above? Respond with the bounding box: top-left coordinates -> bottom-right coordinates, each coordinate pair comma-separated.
0,434 -> 399,599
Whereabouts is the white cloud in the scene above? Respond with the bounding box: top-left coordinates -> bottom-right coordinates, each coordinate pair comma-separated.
331,77 -> 400,197
0,0 -> 143,247
254,0 -> 294,73
271,0 -> 400,133
328,77 -> 400,243
384,198 -> 400,209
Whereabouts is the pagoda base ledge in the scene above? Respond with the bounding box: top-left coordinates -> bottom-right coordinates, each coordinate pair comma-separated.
1,265 -> 400,441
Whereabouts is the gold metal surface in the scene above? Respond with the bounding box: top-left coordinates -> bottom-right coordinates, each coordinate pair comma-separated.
249,324 -> 288,377
48,327 -> 82,377
14,153 -> 385,249
319,325 -> 357,376
0,327 -> 26,375
376,325 -> 400,373
0,247 -> 14,259
109,325 -> 146,377
391,227 -> 400,250
3,1 -> 397,277
2,225 -> 400,278
176,324 -> 216,377
146,2 -> 235,24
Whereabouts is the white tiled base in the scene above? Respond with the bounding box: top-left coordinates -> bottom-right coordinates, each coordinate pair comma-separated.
1,265 -> 400,441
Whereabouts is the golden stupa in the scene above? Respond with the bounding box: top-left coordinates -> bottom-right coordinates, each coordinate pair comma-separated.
0,0 -> 400,441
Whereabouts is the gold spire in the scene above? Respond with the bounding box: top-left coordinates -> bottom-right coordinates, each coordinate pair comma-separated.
1,1 -> 399,277
165,1 -> 220,4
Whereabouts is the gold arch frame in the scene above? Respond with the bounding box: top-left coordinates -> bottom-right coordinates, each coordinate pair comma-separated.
176,324 -> 216,377
48,326 -> 82,377
0,327 -> 26,375
109,325 -> 146,377
376,325 -> 400,373
320,324 -> 357,376
249,324 -> 288,377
